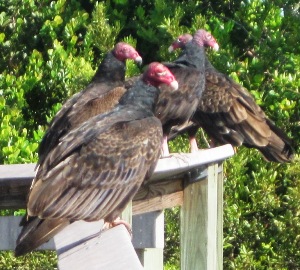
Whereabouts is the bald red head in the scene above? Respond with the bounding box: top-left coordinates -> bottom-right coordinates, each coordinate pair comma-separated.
143,62 -> 179,90
169,30 -> 219,52
113,42 -> 142,64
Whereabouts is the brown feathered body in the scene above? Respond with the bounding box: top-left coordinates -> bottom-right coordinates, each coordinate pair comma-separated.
15,63 -> 178,256
170,57 -> 294,162
126,43 -> 205,137
157,41 -> 206,135
38,44 -> 141,166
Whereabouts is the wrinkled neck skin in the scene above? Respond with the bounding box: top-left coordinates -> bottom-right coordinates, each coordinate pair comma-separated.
91,51 -> 126,83
119,80 -> 160,114
174,41 -> 205,70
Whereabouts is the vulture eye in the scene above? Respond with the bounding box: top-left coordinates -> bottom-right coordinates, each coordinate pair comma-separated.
207,34 -> 212,40
178,37 -> 185,42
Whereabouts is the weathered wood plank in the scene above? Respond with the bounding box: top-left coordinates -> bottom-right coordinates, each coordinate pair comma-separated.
180,163 -> 223,270
0,145 -> 234,210
0,145 -> 233,183
150,145 -> 233,181
133,211 -> 164,270
54,219 -> 105,255
54,221 -> 143,270
181,170 -> 208,270
0,146 -> 233,270
132,211 -> 164,249
0,211 -> 164,251
121,201 -> 132,226
133,191 -> 183,215
217,164 -> 224,270
134,177 -> 183,202
0,163 -> 36,182
207,163 -> 219,269
136,248 -> 163,270
0,185 -> 29,209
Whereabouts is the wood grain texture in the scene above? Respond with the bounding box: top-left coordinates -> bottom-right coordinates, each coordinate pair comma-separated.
181,173 -> 208,270
136,248 -> 163,270
217,164 -> 224,270
133,191 -> 183,215
180,163 -> 223,270
134,177 -> 183,201
0,145 -> 234,210
55,222 -> 143,270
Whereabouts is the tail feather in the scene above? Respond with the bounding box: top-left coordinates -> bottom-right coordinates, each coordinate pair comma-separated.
15,216 -> 70,257
248,130 -> 294,163
168,117 -> 294,163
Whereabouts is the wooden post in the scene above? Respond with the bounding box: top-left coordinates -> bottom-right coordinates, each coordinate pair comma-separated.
133,211 -> 164,270
217,164 -> 223,269
121,201 -> 132,226
0,145 -> 233,269
180,163 -> 223,270
54,220 -> 143,270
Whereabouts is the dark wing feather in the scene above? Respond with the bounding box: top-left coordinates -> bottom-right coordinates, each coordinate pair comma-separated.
29,107 -> 162,222
157,62 -> 204,134
195,66 -> 294,162
38,81 -> 126,165
155,43 -> 205,136
169,59 -> 294,162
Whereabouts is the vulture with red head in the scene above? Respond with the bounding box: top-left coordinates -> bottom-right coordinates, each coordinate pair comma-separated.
168,32 -> 294,162
125,30 -> 219,156
157,29 -> 219,155
38,42 -> 142,166
15,62 -> 179,256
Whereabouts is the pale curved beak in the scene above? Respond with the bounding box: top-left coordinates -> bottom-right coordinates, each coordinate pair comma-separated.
134,56 -> 143,65
213,43 -> 219,51
170,80 -> 179,90
168,45 -> 174,53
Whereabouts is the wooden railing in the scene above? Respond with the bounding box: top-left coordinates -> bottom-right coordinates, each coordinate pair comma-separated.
0,144 -> 234,270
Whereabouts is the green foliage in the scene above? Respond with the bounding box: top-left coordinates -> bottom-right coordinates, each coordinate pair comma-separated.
0,0 -> 299,269
223,149 -> 300,269
0,251 -> 57,270
164,207 -> 180,268
87,2 -> 121,52
164,1 -> 300,269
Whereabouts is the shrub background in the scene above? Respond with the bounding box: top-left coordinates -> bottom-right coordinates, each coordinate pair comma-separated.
0,1 -> 299,269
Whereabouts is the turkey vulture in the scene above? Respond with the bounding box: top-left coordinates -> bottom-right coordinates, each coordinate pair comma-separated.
168,33 -> 294,162
38,42 -> 142,166
15,62 -> 179,256
126,30 -> 219,156
157,30 -> 219,156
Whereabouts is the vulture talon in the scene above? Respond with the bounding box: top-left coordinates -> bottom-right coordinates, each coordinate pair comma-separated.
111,218 -> 133,238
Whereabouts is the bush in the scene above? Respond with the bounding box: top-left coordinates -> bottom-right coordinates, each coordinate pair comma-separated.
0,0 -> 299,269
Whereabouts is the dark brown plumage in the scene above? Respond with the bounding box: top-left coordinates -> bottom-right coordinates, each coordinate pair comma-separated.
38,42 -> 142,166
168,33 -> 294,162
15,62 -> 179,256
126,30 -> 218,156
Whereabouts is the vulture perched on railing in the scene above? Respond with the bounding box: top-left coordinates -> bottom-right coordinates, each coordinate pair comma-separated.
38,42 -> 142,166
126,29 -> 219,156
168,33 -> 294,163
15,62 -> 179,256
